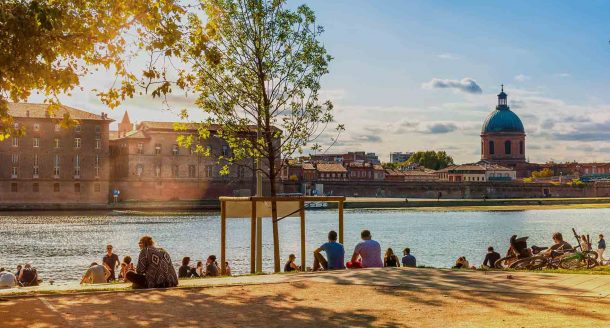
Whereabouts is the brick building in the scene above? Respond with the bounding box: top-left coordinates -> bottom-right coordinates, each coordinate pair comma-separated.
109,112 -> 255,201
0,103 -> 112,204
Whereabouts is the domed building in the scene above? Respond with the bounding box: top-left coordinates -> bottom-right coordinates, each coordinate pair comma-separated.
481,86 -> 526,165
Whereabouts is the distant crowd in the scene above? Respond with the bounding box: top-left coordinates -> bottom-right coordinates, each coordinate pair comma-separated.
0,231 -> 606,290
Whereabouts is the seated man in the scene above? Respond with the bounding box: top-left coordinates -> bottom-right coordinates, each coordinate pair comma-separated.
351,230 -> 383,268
483,246 -> 501,268
401,248 -> 416,267
18,264 -> 39,287
80,262 -> 111,284
545,232 -> 573,257
313,230 -> 345,271
178,257 -> 198,278
126,235 -> 178,289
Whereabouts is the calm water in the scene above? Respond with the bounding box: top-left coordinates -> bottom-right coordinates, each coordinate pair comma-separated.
1,208 -> 609,283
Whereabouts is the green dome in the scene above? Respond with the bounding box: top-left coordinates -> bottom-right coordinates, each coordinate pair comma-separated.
482,107 -> 525,133
482,86 -> 525,134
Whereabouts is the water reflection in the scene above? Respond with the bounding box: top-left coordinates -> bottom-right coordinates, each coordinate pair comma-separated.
0,208 -> 608,283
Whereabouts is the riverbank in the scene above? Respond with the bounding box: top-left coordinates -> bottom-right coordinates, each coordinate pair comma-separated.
2,268 -> 610,327
3,196 -> 610,213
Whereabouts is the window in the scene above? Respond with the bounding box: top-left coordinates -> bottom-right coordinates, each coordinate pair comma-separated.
504,140 -> 512,155
75,125 -> 81,133
136,164 -> 143,177
11,183 -> 18,192
137,143 -> 144,154
54,155 -> 60,177
94,183 -> 101,192
54,183 -> 60,192
95,125 -> 101,133
54,124 -> 60,132
33,123 -> 40,131
33,183 -> 39,192
489,141 -> 495,155
188,165 -> 196,178
206,165 -> 213,178
172,165 -> 179,177
33,154 -> 39,176
11,153 -> 18,164
11,167 -> 18,177
74,154 -> 80,176
155,143 -> 162,155
74,137 -> 81,148
54,138 -> 60,148
155,165 -> 161,177
519,141 -> 524,155
172,144 -> 179,156
95,135 -> 101,149
74,183 -> 80,193
222,145 -> 229,156
12,137 -> 18,147
33,137 -> 40,148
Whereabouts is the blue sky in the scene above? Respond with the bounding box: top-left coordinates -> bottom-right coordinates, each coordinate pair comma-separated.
41,0 -> 610,163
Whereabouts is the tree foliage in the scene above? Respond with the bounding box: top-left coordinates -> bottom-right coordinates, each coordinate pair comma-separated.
406,150 -> 454,170
0,0 -> 184,139
531,167 -> 554,178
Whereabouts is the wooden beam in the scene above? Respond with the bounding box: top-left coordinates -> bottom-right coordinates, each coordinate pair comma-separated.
250,200 -> 256,274
300,200 -> 306,270
220,200 -> 227,275
219,196 -> 346,202
338,200 -> 344,244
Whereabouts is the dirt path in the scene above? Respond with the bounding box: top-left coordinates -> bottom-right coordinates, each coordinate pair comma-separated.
2,268 -> 610,327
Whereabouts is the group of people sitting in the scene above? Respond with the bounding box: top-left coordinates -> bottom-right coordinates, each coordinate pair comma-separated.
283,229 -> 417,272
0,264 -> 40,288
178,255 -> 227,278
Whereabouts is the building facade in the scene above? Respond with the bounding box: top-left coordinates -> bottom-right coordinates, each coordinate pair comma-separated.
0,103 -> 112,204
109,113 -> 256,201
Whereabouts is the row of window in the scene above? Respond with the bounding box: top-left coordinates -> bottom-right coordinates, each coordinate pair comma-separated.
125,143 -> 229,156
9,154 -> 101,178
10,136 -> 101,149
13,123 -> 101,133
319,173 -> 347,179
488,140 -> 524,155
9,182 -> 101,193
133,164 -> 245,178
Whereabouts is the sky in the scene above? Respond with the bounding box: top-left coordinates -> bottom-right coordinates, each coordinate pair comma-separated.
33,0 -> 610,164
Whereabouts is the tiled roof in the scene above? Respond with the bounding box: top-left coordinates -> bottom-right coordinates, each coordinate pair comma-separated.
373,164 -> 384,171
8,103 -> 111,121
302,163 -> 315,170
316,163 -> 347,173
403,170 -> 435,176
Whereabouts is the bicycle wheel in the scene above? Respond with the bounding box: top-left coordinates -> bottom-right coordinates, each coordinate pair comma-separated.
494,256 -> 515,269
585,251 -> 599,260
559,253 -> 597,269
510,256 -> 547,270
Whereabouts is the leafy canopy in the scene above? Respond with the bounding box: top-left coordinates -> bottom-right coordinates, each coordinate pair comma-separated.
406,150 -> 454,170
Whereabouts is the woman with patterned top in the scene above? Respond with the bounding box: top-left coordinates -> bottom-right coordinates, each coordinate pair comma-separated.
126,236 -> 178,289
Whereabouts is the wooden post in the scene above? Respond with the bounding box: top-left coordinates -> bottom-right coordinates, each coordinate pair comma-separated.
250,200 -> 257,274
338,200 -> 344,244
220,200 -> 227,275
300,200 -> 306,270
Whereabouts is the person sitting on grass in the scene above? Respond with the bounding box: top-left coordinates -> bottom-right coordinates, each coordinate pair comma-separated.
225,262 -> 232,276
178,257 -> 198,278
205,255 -> 220,277
195,261 -> 204,277
18,264 -> 39,287
312,230 -> 345,271
126,235 -> 178,289
118,256 -> 135,282
482,246 -> 501,268
384,248 -> 400,267
0,268 -> 17,288
452,256 -> 470,269
350,230 -> 383,269
544,232 -> 573,257
401,248 -> 416,267
284,254 -> 301,272
80,262 -> 111,285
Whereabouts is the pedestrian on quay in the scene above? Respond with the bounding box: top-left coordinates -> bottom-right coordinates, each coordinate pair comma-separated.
598,234 -> 606,263
103,244 -> 120,282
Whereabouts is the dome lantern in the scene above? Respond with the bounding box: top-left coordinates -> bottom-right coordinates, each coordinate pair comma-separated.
497,84 -> 508,108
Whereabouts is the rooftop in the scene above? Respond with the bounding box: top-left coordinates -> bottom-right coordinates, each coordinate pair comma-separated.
8,103 -> 112,121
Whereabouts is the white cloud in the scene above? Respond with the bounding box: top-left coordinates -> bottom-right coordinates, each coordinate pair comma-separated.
422,78 -> 483,94
436,53 -> 460,60
514,74 -> 531,82
554,73 -> 571,78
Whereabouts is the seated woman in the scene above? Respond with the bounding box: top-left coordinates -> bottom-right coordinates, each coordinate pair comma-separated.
384,248 -> 400,267
126,236 -> 178,289
195,261 -> 204,277
205,255 -> 220,277
118,256 -> 135,282
452,256 -> 470,269
18,264 -> 39,287
80,262 -> 110,284
284,254 -> 301,272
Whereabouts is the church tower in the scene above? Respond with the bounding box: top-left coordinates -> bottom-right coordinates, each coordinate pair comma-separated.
118,111 -> 132,137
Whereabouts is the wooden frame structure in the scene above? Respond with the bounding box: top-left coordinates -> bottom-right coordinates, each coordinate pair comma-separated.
219,196 -> 346,273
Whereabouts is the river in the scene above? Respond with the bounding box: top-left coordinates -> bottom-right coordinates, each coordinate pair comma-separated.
0,208 -> 608,283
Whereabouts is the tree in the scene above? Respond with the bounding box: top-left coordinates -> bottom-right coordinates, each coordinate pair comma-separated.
407,151 -> 454,170
147,0 -> 342,272
0,0 -> 183,139
531,168 -> 554,179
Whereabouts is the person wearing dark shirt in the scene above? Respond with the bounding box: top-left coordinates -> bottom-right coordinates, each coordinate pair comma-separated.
483,246 -> 501,268
401,248 -> 416,267
384,248 -> 400,267
102,244 -> 120,282
284,254 -> 300,272
178,256 -> 197,278
597,234 -> 606,262
544,232 -> 573,257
